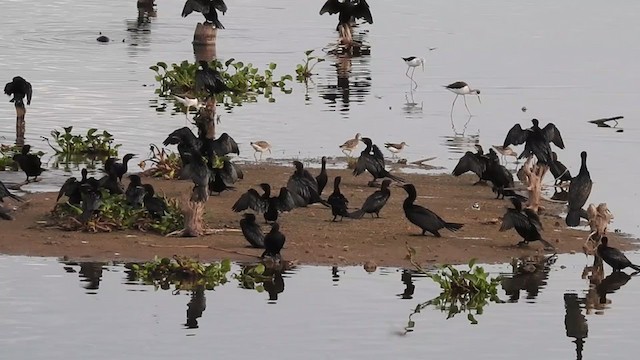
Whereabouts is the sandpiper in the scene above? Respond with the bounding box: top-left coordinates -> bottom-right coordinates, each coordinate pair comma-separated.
492,145 -> 518,163
339,132 -> 361,157
384,141 -> 408,158
250,141 -> 272,161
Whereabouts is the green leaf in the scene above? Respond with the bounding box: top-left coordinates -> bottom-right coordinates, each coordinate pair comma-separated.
468,258 -> 477,269
268,62 -> 277,70
467,313 -> 478,324
149,65 -> 159,72
255,285 -> 265,293
304,49 -> 314,56
157,61 -> 168,70
253,263 -> 265,275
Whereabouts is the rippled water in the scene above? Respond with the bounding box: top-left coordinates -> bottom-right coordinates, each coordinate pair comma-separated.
0,0 -> 639,236
1,254 -> 640,359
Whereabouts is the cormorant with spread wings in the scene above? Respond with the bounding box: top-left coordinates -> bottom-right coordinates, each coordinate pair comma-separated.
503,118 -> 564,164
182,0 -> 227,29
319,0 -> 373,30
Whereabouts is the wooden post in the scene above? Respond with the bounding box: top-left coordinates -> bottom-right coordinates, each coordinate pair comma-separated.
193,23 -> 217,46
15,103 -> 26,146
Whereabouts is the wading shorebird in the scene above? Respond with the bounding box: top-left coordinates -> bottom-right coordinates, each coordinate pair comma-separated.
339,132 -> 361,157
492,145 -> 518,164
251,141 -> 272,161
173,95 -> 203,120
384,141 -> 408,158
444,81 -> 481,116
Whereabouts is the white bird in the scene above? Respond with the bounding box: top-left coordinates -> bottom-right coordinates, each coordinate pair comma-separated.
339,133 -> 361,157
250,141 -> 272,161
173,95 -> 203,120
444,81 -> 481,116
384,141 -> 408,158
402,57 -> 424,86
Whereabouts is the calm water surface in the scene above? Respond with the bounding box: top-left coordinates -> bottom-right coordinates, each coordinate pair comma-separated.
0,1 -> 638,229
1,254 -> 640,359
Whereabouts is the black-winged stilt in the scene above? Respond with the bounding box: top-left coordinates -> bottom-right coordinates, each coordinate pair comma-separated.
445,81 -> 481,116
173,95 -> 203,120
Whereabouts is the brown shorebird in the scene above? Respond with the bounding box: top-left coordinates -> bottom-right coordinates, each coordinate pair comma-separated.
250,141 -> 271,161
492,145 -> 518,163
384,141 -> 408,158
339,132 -> 361,157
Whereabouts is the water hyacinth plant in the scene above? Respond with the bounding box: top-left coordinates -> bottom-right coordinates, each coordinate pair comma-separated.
43,126 -> 120,156
295,49 -> 325,82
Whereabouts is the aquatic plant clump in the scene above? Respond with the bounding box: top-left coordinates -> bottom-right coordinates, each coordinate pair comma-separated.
405,245 -> 503,330
0,144 -> 20,171
295,49 -> 325,82
150,58 -> 293,108
51,191 -> 184,234
128,256 -> 233,291
138,144 -> 183,179
43,126 -> 120,157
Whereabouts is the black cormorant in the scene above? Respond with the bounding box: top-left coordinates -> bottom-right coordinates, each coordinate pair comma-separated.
549,152 -> 572,185
143,184 -> 167,219
503,118 -> 565,164
182,0 -> 227,29
319,0 -> 373,31
452,144 -> 491,185
401,183 -> 463,237
106,153 -> 135,182
80,183 -> 102,222
287,161 -> 329,206
232,183 -> 304,223
12,145 -> 45,182
4,76 -> 32,106
316,156 -> 328,196
499,197 -> 554,250
195,61 -> 230,96
327,176 -> 350,221
262,222 -> 286,259
57,177 -> 82,205
353,137 -> 404,187
0,180 -> 23,203
125,174 -> 146,208
597,237 -> 640,272
566,151 -> 592,227
349,179 -> 391,218
240,213 -> 265,248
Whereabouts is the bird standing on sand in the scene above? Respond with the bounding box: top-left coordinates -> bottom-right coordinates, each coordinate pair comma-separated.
384,142 -> 408,158
499,197 -> 555,250
549,152 -> 572,185
401,183 -> 463,237
327,176 -> 350,222
181,0 -> 227,29
4,76 -> 32,106
566,151 -> 592,227
12,145 -> 45,183
451,144 -> 490,185
503,118 -> 564,165
597,237 -> 640,272
262,222 -> 286,260
349,179 -> 391,218
316,156 -> 328,196
353,137 -> 404,187
339,133 -> 361,157
250,141 -> 271,161
143,184 -> 168,219
105,153 -> 136,182
444,81 -> 481,116
240,213 -> 265,248
231,183 -> 305,223
173,95 -> 203,120
287,161 -> 329,206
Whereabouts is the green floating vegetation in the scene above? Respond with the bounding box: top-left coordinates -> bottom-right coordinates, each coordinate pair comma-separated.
52,190 -> 184,235
295,49 -> 325,82
0,144 -> 20,171
42,126 -> 120,157
404,245 -> 503,332
128,257 -> 271,292
150,58 -> 293,109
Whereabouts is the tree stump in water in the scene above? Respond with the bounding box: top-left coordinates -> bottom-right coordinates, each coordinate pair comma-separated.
193,44 -> 217,63
522,158 -> 548,213
193,23 -> 217,46
194,97 -> 217,140
167,201 -> 218,237
15,104 -> 26,146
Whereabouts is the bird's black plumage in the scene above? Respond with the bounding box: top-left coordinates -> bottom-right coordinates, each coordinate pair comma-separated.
56,177 -> 82,205
549,152 -> 572,184
327,176 -> 350,221
262,222 -> 286,259
232,183 -> 304,223
484,149 -> 526,200
597,237 -> 640,272
287,161 -> 329,206
239,213 -> 265,248
125,174 -> 146,208
106,153 -> 135,182
4,76 -> 32,106
503,118 -> 564,164
182,0 -> 227,29
566,151 -> 592,227
12,145 -> 45,182
401,183 -> 463,237
0,180 -> 23,203
349,179 -> 391,218
143,184 -> 167,219
316,156 -> 328,196
499,197 -> 554,250
452,145 -> 491,184
353,137 -> 404,187
319,0 -> 373,30
195,61 -> 230,96
80,183 -> 102,222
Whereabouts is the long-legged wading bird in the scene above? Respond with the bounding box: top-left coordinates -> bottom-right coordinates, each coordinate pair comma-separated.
549,152 -> 572,185
444,81 -> 481,116
316,156 -> 328,196
12,145 -> 45,182
181,0 -> 227,29
4,76 -> 32,106
566,151 -> 592,226
499,197 -> 554,250
384,141 -> 408,159
287,161 -> 329,206
339,133 -> 361,157
0,180 -> 24,203
262,222 -> 286,259
401,183 -> 463,236
240,213 -> 265,248
349,179 -> 391,218
327,176 -> 350,221
402,57 -> 423,88
597,237 -> 640,272
503,118 -> 565,165
250,141 -> 271,161
173,95 -> 203,120
353,137 -> 404,187
232,183 -> 305,223
319,0 -> 373,31
195,61 -> 230,96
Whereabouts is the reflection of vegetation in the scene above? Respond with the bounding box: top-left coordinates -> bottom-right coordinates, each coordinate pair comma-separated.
42,126 -> 120,156
150,59 -> 293,108
295,49 -> 325,82
52,191 -> 184,234
502,254 -> 556,302
233,263 -> 269,292
404,245 -> 503,332
139,144 -> 182,179
129,256 -> 232,291
0,144 -> 20,171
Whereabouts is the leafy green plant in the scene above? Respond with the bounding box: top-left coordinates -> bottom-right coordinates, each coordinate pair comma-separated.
128,256 -> 232,291
295,49 -> 325,82
42,126 -> 120,156
233,263 -> 270,292
150,58 -> 293,109
139,144 -> 183,179
52,190 -> 184,234
0,144 -> 20,171
404,245 -> 503,332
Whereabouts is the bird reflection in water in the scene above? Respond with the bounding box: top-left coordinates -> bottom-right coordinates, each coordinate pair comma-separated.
331,266 -> 341,285
125,0 -> 157,51
402,90 -> 423,116
397,270 -> 416,300
443,116 -> 480,157
185,285 -> 206,329
264,270 -> 285,303
564,292 -> 588,360
582,260 -> 637,314
501,254 -> 556,302
62,261 -> 106,293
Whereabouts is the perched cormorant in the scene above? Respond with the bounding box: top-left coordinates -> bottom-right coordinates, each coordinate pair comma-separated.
316,156 -> 328,196
209,167 -> 234,195
349,179 -> 391,218
327,176 -> 350,221
597,237 -> 640,272
105,153 -> 135,182
202,133 -> 240,157
499,197 -> 554,250
262,222 -> 286,259
80,183 -> 102,222
143,184 -> 167,219
232,183 -> 304,223
4,76 -> 32,106
185,149 -> 210,202
287,161 -> 329,206
566,151 -> 592,227
98,172 -> 124,195
182,0 -> 227,29
319,0 -> 373,31
195,61 -> 230,96
0,180 -> 23,203
503,118 -> 565,164
484,149 -> 525,200
452,144 -> 491,185
57,177 -> 82,205
353,137 -> 404,187
401,183 -> 463,237
125,174 -> 146,208
239,213 -> 265,248
12,145 -> 45,182
549,152 -> 572,185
